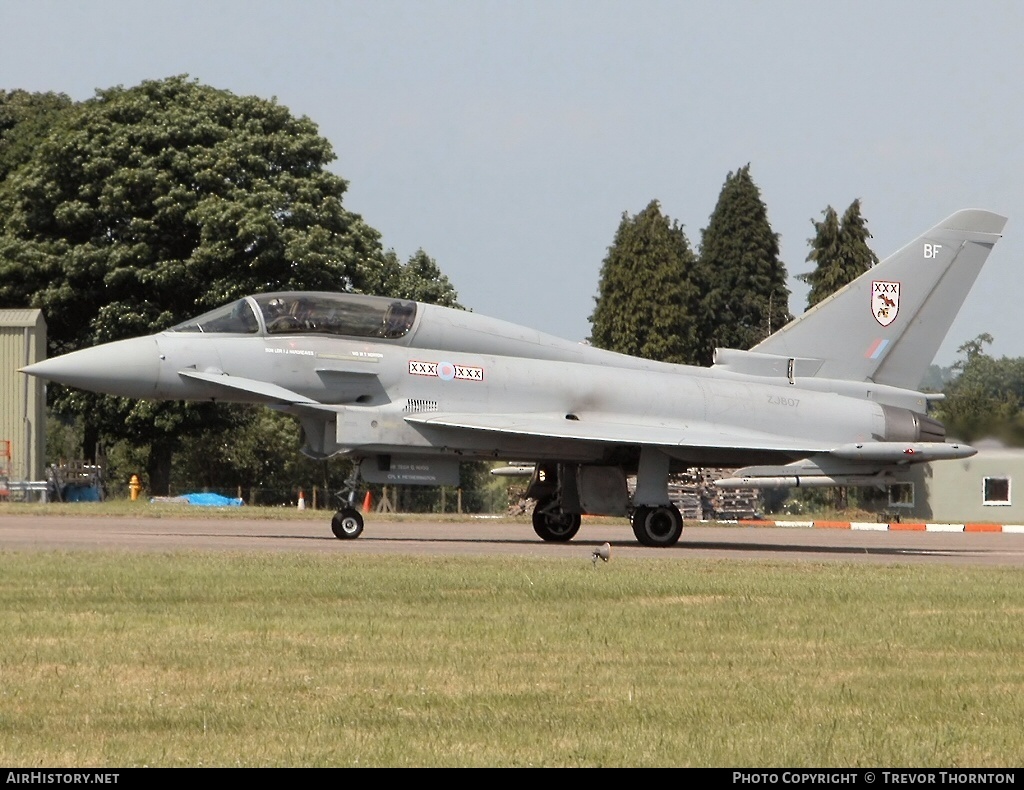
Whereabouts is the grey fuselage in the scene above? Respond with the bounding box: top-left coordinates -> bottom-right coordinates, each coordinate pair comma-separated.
26,292 -> 930,473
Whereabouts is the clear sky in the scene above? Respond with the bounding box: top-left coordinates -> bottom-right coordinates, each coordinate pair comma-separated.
2,0 -> 1021,366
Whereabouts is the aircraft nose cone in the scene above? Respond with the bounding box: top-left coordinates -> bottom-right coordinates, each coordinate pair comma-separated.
21,336 -> 162,398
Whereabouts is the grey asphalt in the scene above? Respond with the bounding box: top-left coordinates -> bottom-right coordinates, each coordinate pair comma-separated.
3,512 -> 1024,566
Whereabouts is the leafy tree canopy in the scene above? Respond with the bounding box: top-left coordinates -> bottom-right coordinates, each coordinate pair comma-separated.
0,89 -> 73,183
589,200 -> 700,364
0,75 -> 385,354
370,248 -> 462,308
0,77 -> 460,494
935,334 -> 1024,445
695,164 -> 790,364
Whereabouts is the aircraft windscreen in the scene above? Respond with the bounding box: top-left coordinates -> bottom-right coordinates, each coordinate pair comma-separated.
254,293 -> 417,339
168,300 -> 260,334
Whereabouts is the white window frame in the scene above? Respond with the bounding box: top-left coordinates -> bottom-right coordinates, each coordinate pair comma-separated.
887,482 -> 915,508
982,476 -> 1012,506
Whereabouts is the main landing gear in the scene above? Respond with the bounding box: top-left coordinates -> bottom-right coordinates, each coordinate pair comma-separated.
526,452 -> 686,547
530,497 -> 684,547
630,504 -> 683,547
531,495 -> 582,542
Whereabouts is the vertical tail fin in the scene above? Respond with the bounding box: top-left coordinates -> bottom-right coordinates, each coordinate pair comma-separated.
752,209 -> 1007,389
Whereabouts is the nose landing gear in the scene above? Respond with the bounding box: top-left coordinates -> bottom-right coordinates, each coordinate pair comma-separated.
331,508 -> 364,539
331,468 -> 365,540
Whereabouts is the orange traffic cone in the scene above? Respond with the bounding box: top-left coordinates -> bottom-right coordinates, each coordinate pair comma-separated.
362,490 -> 373,513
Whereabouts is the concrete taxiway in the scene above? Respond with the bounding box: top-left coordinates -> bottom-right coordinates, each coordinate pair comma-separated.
2,513 -> 1024,566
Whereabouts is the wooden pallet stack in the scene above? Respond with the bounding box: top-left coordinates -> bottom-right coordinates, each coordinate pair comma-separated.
503,466 -> 761,520
667,468 -> 761,521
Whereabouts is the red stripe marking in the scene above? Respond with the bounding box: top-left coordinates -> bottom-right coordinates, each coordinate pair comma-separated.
964,523 -> 1002,532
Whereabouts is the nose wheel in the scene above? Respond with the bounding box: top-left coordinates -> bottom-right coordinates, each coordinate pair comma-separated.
330,467 -> 366,540
331,508 -> 364,539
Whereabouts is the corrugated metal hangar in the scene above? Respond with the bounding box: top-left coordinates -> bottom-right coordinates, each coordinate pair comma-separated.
0,309 -> 46,487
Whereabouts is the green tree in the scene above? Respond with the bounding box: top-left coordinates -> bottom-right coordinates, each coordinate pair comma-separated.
588,200 -> 700,364
168,408 -> 328,501
0,76 -> 388,493
0,89 -> 73,183
799,205 -> 842,308
934,334 -> 1024,444
791,199 -> 879,514
799,199 -> 878,309
1,75 -> 383,350
695,165 -> 790,364
371,248 -> 462,308
838,199 -> 878,277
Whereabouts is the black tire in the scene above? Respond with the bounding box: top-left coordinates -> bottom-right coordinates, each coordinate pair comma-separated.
631,504 -> 683,547
331,508 -> 364,539
531,498 -> 582,542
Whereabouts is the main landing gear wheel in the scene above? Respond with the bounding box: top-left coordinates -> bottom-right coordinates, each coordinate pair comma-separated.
331,508 -> 364,540
631,504 -> 683,547
532,498 -> 582,542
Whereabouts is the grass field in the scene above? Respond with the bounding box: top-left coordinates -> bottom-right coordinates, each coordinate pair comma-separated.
1,544 -> 1022,767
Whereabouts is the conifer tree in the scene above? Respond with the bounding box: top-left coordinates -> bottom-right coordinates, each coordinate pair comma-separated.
589,200 -> 700,364
695,165 -> 790,364
799,199 -> 878,309
799,205 -> 842,307
838,198 -> 879,276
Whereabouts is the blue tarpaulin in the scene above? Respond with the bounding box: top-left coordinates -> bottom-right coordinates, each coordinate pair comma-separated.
63,484 -> 102,502
182,492 -> 244,507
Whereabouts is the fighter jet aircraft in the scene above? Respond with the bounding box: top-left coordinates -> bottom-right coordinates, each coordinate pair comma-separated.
22,209 -> 1007,547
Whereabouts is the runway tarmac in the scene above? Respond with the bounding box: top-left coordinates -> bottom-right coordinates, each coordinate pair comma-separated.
3,512 -> 1024,566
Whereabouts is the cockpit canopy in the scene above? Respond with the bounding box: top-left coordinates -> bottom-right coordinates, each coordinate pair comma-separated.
168,292 -> 418,340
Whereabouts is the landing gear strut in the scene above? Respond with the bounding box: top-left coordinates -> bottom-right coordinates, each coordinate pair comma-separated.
331,468 -> 365,540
